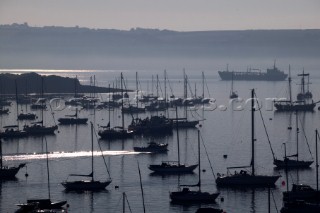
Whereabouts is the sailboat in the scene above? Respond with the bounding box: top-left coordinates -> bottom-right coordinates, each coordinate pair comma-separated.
229,70 -> 238,99
170,130 -> 220,203
0,138 -> 25,179
148,107 -> 198,173
17,80 -> 36,120
274,113 -> 313,168
280,129 -> 320,213
16,137 -> 67,211
61,122 -> 112,190
0,80 -> 28,139
297,70 -> 312,100
98,77 -> 134,140
216,89 -> 280,186
274,66 -> 317,111
58,108 -> 88,125
23,77 -> 58,135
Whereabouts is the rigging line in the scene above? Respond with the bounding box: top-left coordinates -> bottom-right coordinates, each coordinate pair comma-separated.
167,78 -> 174,97
270,189 -> 279,213
92,125 -> 112,179
298,114 -> 313,159
125,193 -> 134,213
254,92 -> 276,160
204,75 -> 212,98
200,133 -> 216,179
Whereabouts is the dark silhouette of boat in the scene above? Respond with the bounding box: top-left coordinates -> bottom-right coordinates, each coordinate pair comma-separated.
98,80 -> 134,140
196,208 -> 224,213
274,67 -> 317,111
1,82 -> 29,139
218,62 -> 287,81
0,108 -> 9,114
62,123 -> 112,191
0,138 -> 26,179
23,77 -> 58,135
58,108 -> 88,125
170,130 -> 219,203
134,141 -> 168,153
280,129 -> 320,213
216,89 -> 280,187
148,107 -> 197,174
0,125 -> 28,139
17,113 -> 37,120
274,112 -> 313,169
128,115 -> 173,135
16,136 -> 67,212
16,199 -> 67,213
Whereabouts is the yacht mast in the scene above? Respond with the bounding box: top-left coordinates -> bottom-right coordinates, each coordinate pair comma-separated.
251,89 -> 255,176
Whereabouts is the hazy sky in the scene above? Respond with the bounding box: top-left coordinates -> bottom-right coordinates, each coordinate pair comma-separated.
1,0 -> 319,31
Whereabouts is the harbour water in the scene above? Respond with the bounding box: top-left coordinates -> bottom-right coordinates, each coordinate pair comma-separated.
1,67 -> 320,212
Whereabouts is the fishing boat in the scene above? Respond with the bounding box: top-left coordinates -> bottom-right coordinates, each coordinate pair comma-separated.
216,89 -> 280,186
170,130 -> 219,203
16,136 -> 67,211
148,107 -> 198,174
0,138 -> 25,179
58,108 -> 88,125
61,122 -> 112,191
134,141 -> 168,153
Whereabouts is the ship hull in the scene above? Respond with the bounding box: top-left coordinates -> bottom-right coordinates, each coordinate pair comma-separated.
218,71 -> 287,81
216,174 -> 280,187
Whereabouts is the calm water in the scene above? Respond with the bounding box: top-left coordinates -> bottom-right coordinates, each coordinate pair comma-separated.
1,67 -> 320,212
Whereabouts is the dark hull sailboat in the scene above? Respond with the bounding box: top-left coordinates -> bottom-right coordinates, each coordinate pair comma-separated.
170,130 -> 219,203
274,101 -> 316,111
170,188 -> 219,203
128,116 -> 173,135
98,128 -> 134,140
149,162 -> 197,173
134,142 -> 168,153
58,117 -> 88,124
17,113 -> 37,120
216,172 -> 280,186
23,124 -> 58,135
173,120 -> 199,128
61,180 -> 111,191
62,123 -> 112,191
274,158 -> 313,169
0,126 -> 28,139
58,108 -> 88,125
0,164 -> 25,179
216,89 -> 280,187
16,199 -> 67,212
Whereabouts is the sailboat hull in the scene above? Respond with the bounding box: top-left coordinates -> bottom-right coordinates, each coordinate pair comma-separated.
58,118 -> 88,125
170,190 -> 219,203
274,159 -> 313,169
148,164 -> 198,173
216,174 -> 280,187
62,180 -> 112,191
23,125 -> 58,135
